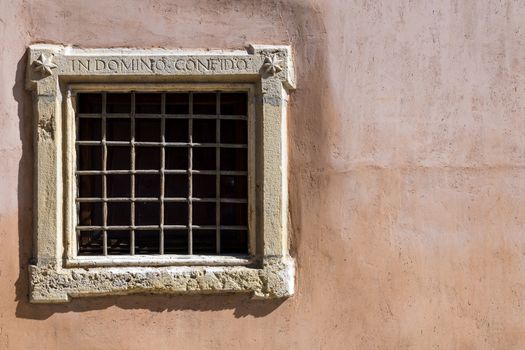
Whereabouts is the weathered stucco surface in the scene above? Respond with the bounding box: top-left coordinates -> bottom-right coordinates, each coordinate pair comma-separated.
1,0 -> 525,348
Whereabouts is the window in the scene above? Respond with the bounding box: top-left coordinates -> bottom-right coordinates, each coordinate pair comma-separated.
26,44 -> 295,302
76,91 -> 250,256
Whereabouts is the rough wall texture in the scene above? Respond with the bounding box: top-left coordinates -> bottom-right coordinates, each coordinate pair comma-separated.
0,0 -> 524,348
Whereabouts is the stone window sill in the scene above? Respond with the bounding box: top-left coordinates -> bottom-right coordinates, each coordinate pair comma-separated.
30,256 -> 295,303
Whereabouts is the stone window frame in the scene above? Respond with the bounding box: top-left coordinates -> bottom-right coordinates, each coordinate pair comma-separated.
26,44 -> 295,303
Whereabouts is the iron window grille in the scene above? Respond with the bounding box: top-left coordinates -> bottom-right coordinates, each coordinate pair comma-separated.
75,90 -> 252,256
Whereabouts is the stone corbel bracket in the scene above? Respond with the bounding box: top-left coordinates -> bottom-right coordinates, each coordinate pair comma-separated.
25,44 -> 295,303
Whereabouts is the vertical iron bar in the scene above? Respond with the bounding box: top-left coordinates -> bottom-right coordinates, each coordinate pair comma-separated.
130,92 -> 136,255
188,93 -> 193,254
102,92 -> 108,255
215,92 -> 221,254
160,93 -> 166,254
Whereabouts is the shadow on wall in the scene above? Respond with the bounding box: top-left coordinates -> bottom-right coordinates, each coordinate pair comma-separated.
13,0 -> 332,320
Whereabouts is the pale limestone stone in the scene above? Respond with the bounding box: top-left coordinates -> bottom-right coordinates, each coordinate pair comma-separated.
26,44 -> 295,302
29,257 -> 294,303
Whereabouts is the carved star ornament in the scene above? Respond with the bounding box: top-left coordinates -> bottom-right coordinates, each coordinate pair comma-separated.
262,54 -> 283,75
34,53 -> 57,75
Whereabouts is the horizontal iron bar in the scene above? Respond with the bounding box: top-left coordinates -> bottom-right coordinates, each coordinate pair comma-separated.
78,225 -> 187,231
76,141 -> 247,148
77,225 -> 248,231
191,170 -> 247,176
192,198 -> 247,203
76,197 -> 248,203
191,225 -> 248,230
78,113 -> 247,120
76,169 -> 248,175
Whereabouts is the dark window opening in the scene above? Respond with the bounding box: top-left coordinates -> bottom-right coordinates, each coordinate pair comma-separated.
76,91 -> 249,256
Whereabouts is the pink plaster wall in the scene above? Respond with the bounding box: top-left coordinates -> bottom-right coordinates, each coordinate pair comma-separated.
1,0 -> 525,348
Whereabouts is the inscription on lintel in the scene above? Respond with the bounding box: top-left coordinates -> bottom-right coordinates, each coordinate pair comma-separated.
69,57 -> 251,73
